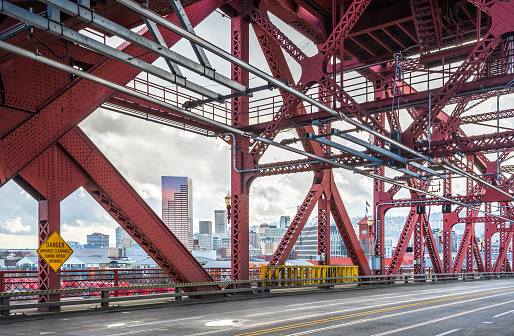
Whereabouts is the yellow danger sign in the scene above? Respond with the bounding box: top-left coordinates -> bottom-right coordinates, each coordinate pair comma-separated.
37,231 -> 73,272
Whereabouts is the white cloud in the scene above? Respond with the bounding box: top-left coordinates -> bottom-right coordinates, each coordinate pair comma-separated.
1,217 -> 31,233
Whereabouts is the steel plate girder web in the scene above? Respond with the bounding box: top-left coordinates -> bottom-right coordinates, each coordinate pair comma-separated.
0,0 -> 221,185
37,0 -> 246,94
0,0 -> 219,101
59,128 -> 218,287
329,176 -> 372,276
270,183 -> 324,265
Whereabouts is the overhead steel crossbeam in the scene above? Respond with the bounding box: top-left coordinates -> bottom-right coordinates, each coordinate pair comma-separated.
106,0 -> 514,203
0,0 -> 220,101
168,0 -> 211,68
2,39 -> 512,227
34,0 -> 249,95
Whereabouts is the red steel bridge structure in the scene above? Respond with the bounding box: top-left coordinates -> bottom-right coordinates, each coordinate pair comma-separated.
1,0 -> 514,309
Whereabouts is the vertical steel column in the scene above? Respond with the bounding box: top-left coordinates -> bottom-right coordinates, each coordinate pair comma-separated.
317,197 -> 330,265
484,221 -> 494,272
465,154 -> 475,273
372,77 -> 387,275
442,212 -> 457,273
37,198 -> 60,311
230,13 -> 250,281
413,214 -> 423,274
484,202 -> 494,272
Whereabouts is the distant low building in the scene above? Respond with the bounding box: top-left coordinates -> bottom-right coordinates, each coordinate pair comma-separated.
87,232 -> 109,248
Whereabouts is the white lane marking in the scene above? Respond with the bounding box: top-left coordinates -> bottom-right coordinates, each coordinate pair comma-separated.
483,322 -> 492,323
107,323 -> 126,328
105,328 -> 165,336
249,282 -> 514,319
434,329 -> 461,336
493,309 -> 514,318
243,281 -> 509,317
205,320 -> 237,327
104,316 -> 204,331
185,286 -> 514,336
281,296 -> 514,336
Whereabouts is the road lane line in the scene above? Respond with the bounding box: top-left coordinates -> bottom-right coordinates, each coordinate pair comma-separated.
233,288 -> 514,336
243,281 -> 508,317
493,309 -> 514,318
368,300 -> 514,336
280,297 -> 514,336
435,329 -> 461,336
184,284 -> 514,336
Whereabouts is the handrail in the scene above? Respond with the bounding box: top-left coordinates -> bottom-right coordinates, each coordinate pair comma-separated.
1,271 -> 513,316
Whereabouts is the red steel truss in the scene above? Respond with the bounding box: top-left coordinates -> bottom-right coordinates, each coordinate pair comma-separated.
1,0 -> 514,304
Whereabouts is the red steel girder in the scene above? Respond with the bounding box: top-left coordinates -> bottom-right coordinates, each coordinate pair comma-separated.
407,32 -> 502,138
0,0 -> 221,186
472,234 -> 485,272
59,128 -> 218,288
422,214 -> 443,274
270,180 -> 323,265
328,175 -> 372,276
452,222 -> 475,273
416,129 -> 514,155
461,108 -> 514,124
249,7 -> 307,64
410,0 -> 441,53
317,197 -> 330,265
387,207 -> 418,275
413,213 -> 423,274
230,13 -> 252,281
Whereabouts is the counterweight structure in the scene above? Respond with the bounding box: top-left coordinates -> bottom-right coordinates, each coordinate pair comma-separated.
0,0 -> 514,307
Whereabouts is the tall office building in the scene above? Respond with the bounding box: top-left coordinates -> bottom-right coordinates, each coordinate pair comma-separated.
280,216 -> 291,229
87,232 -> 109,248
162,176 -> 193,251
214,210 -> 227,235
199,221 -> 212,235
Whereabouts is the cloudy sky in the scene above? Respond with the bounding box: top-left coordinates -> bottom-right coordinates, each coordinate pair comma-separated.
1,10 -> 511,249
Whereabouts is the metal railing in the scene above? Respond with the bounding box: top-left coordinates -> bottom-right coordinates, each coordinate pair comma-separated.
1,272 -> 513,317
261,265 -> 358,286
0,268 -> 261,302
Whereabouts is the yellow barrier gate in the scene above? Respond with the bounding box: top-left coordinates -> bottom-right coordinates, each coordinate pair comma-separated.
261,265 -> 358,286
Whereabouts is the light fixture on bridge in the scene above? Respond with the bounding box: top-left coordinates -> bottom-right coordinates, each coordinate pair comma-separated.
225,192 -> 231,226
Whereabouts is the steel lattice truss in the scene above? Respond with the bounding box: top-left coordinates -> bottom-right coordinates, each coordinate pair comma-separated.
1,0 -> 514,304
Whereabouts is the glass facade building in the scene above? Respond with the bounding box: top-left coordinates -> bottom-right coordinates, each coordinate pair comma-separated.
214,210 -> 227,235
162,176 -> 193,251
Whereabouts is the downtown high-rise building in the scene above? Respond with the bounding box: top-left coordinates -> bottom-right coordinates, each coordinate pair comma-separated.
199,221 -> 212,235
214,210 -> 227,235
162,176 -> 193,251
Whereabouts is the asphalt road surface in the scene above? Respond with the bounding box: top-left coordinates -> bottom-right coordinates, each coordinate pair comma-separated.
2,279 -> 514,336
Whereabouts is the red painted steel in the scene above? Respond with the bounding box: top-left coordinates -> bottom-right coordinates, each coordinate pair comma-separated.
2,0 -> 514,296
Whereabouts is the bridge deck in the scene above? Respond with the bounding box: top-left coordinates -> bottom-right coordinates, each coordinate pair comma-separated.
2,278 -> 514,336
